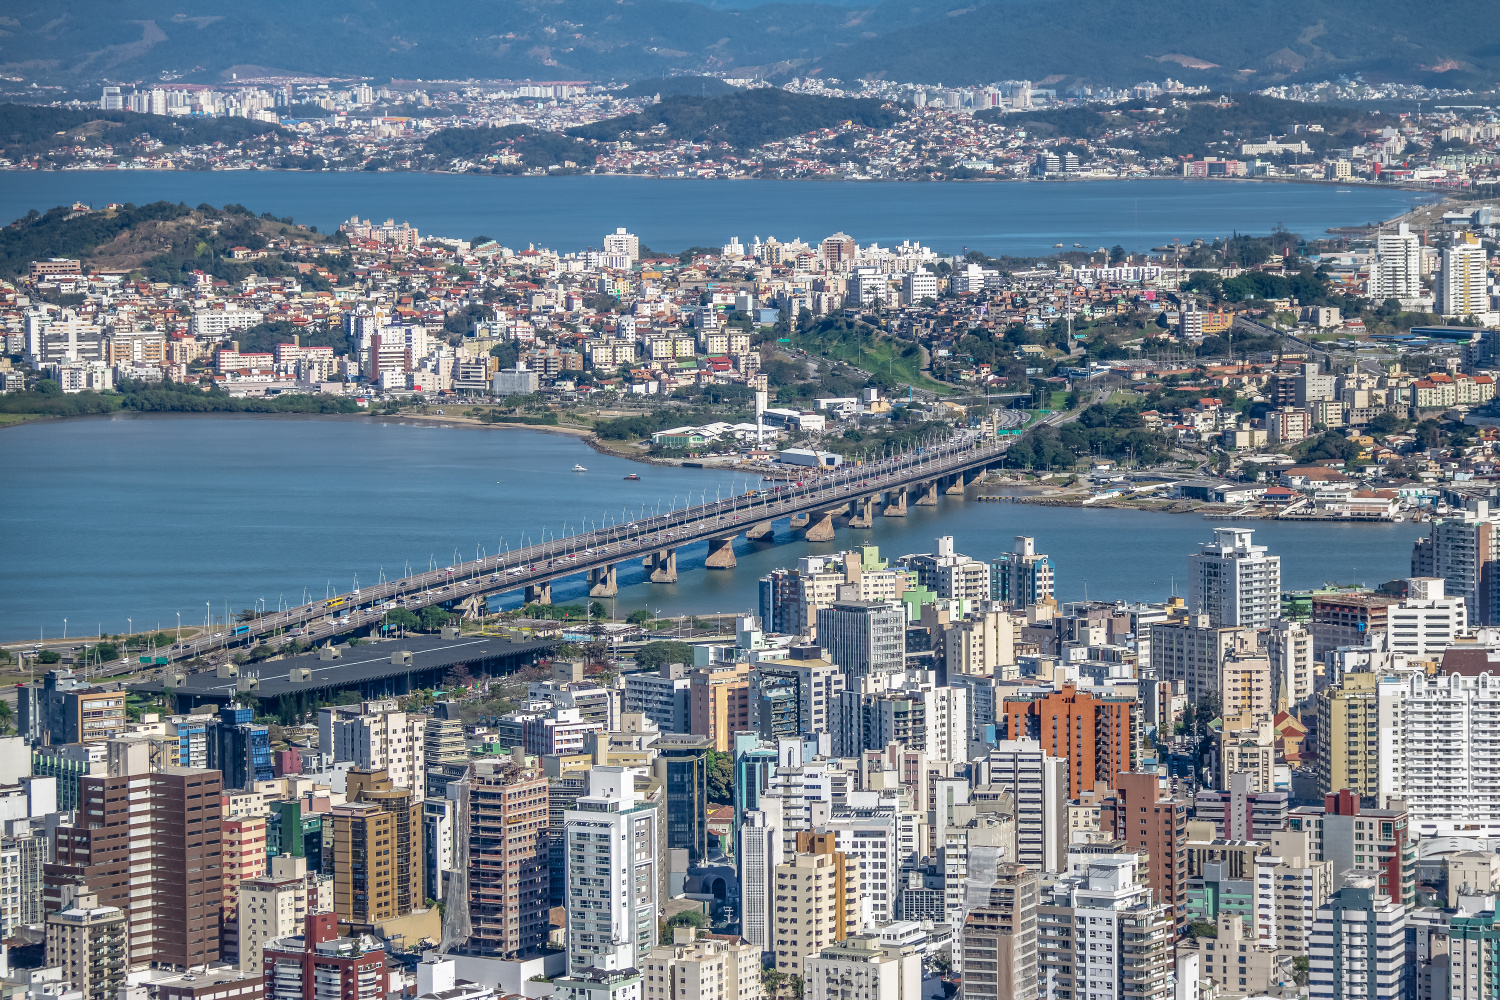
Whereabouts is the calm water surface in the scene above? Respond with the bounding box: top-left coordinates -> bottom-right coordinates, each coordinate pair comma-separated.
0,173 -> 1432,257
0,416 -> 1425,639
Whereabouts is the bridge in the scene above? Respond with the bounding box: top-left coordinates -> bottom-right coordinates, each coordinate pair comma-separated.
159,425 -> 1024,663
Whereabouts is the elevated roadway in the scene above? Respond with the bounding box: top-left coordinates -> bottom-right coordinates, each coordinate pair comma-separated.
161,427 -> 1021,662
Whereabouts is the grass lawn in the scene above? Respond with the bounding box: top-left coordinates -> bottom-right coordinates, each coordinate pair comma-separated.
0,413 -> 44,427
790,332 -> 951,395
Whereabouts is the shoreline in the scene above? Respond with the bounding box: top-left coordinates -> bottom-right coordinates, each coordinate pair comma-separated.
1,165 -> 1457,199
0,408 -> 693,468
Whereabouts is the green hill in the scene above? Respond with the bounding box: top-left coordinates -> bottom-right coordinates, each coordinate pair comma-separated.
569,90 -> 897,148
0,104 -> 287,160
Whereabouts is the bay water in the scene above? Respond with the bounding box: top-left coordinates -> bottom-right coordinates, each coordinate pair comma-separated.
0,172 -> 1432,257
0,415 -> 1424,640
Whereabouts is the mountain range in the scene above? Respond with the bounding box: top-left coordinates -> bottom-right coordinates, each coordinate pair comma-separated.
2,0 -> 1496,89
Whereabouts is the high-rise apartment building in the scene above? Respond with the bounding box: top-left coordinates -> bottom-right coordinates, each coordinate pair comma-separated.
237,856 -> 326,976
957,863 -> 1038,1000
1257,830 -> 1331,954
222,815 -> 268,963
773,835 -> 856,975
904,537 -> 991,602
977,742 -> 1066,874
1439,234 -> 1488,318
652,734 -> 712,862
939,607 -> 1017,679
688,663 -> 751,752
1391,671 -> 1500,824
989,536 -> 1055,606
45,742 -> 224,969
329,768 -> 423,931
750,650 -> 846,740
465,756 -> 551,958
1100,772 -> 1189,935
563,767 -> 660,974
739,807 -> 784,956
1413,500 -> 1500,625
1388,577 -> 1467,657
1308,875 -> 1407,1000
1149,617 -> 1253,706
319,701 -> 427,799
45,892 -> 126,1000
1265,619 -> 1316,708
1036,852 -> 1173,1000
1288,792 -> 1415,905
816,601 -> 907,681
1315,671 -> 1397,800
18,670 -> 128,745
603,228 -> 639,261
1188,528 -> 1281,628
624,666 -> 692,734
1002,685 -> 1137,798
1373,223 -> 1423,301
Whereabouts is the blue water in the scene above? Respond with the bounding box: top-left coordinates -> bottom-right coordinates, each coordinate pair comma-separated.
0,416 -> 1425,640
0,173 -> 1431,257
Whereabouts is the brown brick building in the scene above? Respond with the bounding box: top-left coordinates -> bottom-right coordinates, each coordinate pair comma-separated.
465,756 -> 551,958
1002,685 -> 1137,798
45,744 -> 224,969
1099,772 -> 1189,936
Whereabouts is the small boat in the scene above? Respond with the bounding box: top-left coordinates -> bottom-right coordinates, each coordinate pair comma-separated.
624,473 -> 641,480
572,464 -> 587,472
1073,243 -> 1083,247
1053,243 -> 1064,247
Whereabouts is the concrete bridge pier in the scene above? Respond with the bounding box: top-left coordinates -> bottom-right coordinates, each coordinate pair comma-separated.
915,481 -> 940,506
746,521 -> 775,541
847,496 -> 875,529
945,473 -> 967,496
646,548 -> 678,584
457,594 -> 487,620
705,536 -> 739,569
805,508 -> 839,542
789,512 -> 811,529
524,582 -> 552,606
882,488 -> 908,517
588,563 -> 618,598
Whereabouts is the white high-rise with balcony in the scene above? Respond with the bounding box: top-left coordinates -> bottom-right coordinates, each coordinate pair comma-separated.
1372,223 -> 1422,301
1188,528 -> 1281,629
564,767 -> 660,974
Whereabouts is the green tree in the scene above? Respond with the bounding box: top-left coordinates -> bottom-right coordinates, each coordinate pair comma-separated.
0,701 -> 14,736
626,609 -> 654,625
589,601 -> 607,619
420,606 -> 454,631
1293,955 -> 1310,986
37,649 -> 60,664
705,749 -> 734,805
386,608 -> 420,633
634,640 -> 693,670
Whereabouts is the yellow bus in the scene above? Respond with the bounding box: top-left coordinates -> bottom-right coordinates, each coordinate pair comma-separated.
325,598 -> 346,609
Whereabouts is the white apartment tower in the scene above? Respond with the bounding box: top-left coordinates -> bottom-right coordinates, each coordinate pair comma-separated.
739,806 -> 784,955
1394,671 -> 1500,823
1188,527 -> 1281,629
1308,876 -> 1407,1000
1372,223 -> 1422,301
563,767 -> 660,974
603,228 -> 640,262
319,702 -> 427,799
978,741 -> 1067,874
1388,577 -> 1467,657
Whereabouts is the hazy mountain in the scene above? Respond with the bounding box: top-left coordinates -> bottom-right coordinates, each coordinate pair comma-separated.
811,0 -> 1500,88
2,0 -> 1493,87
